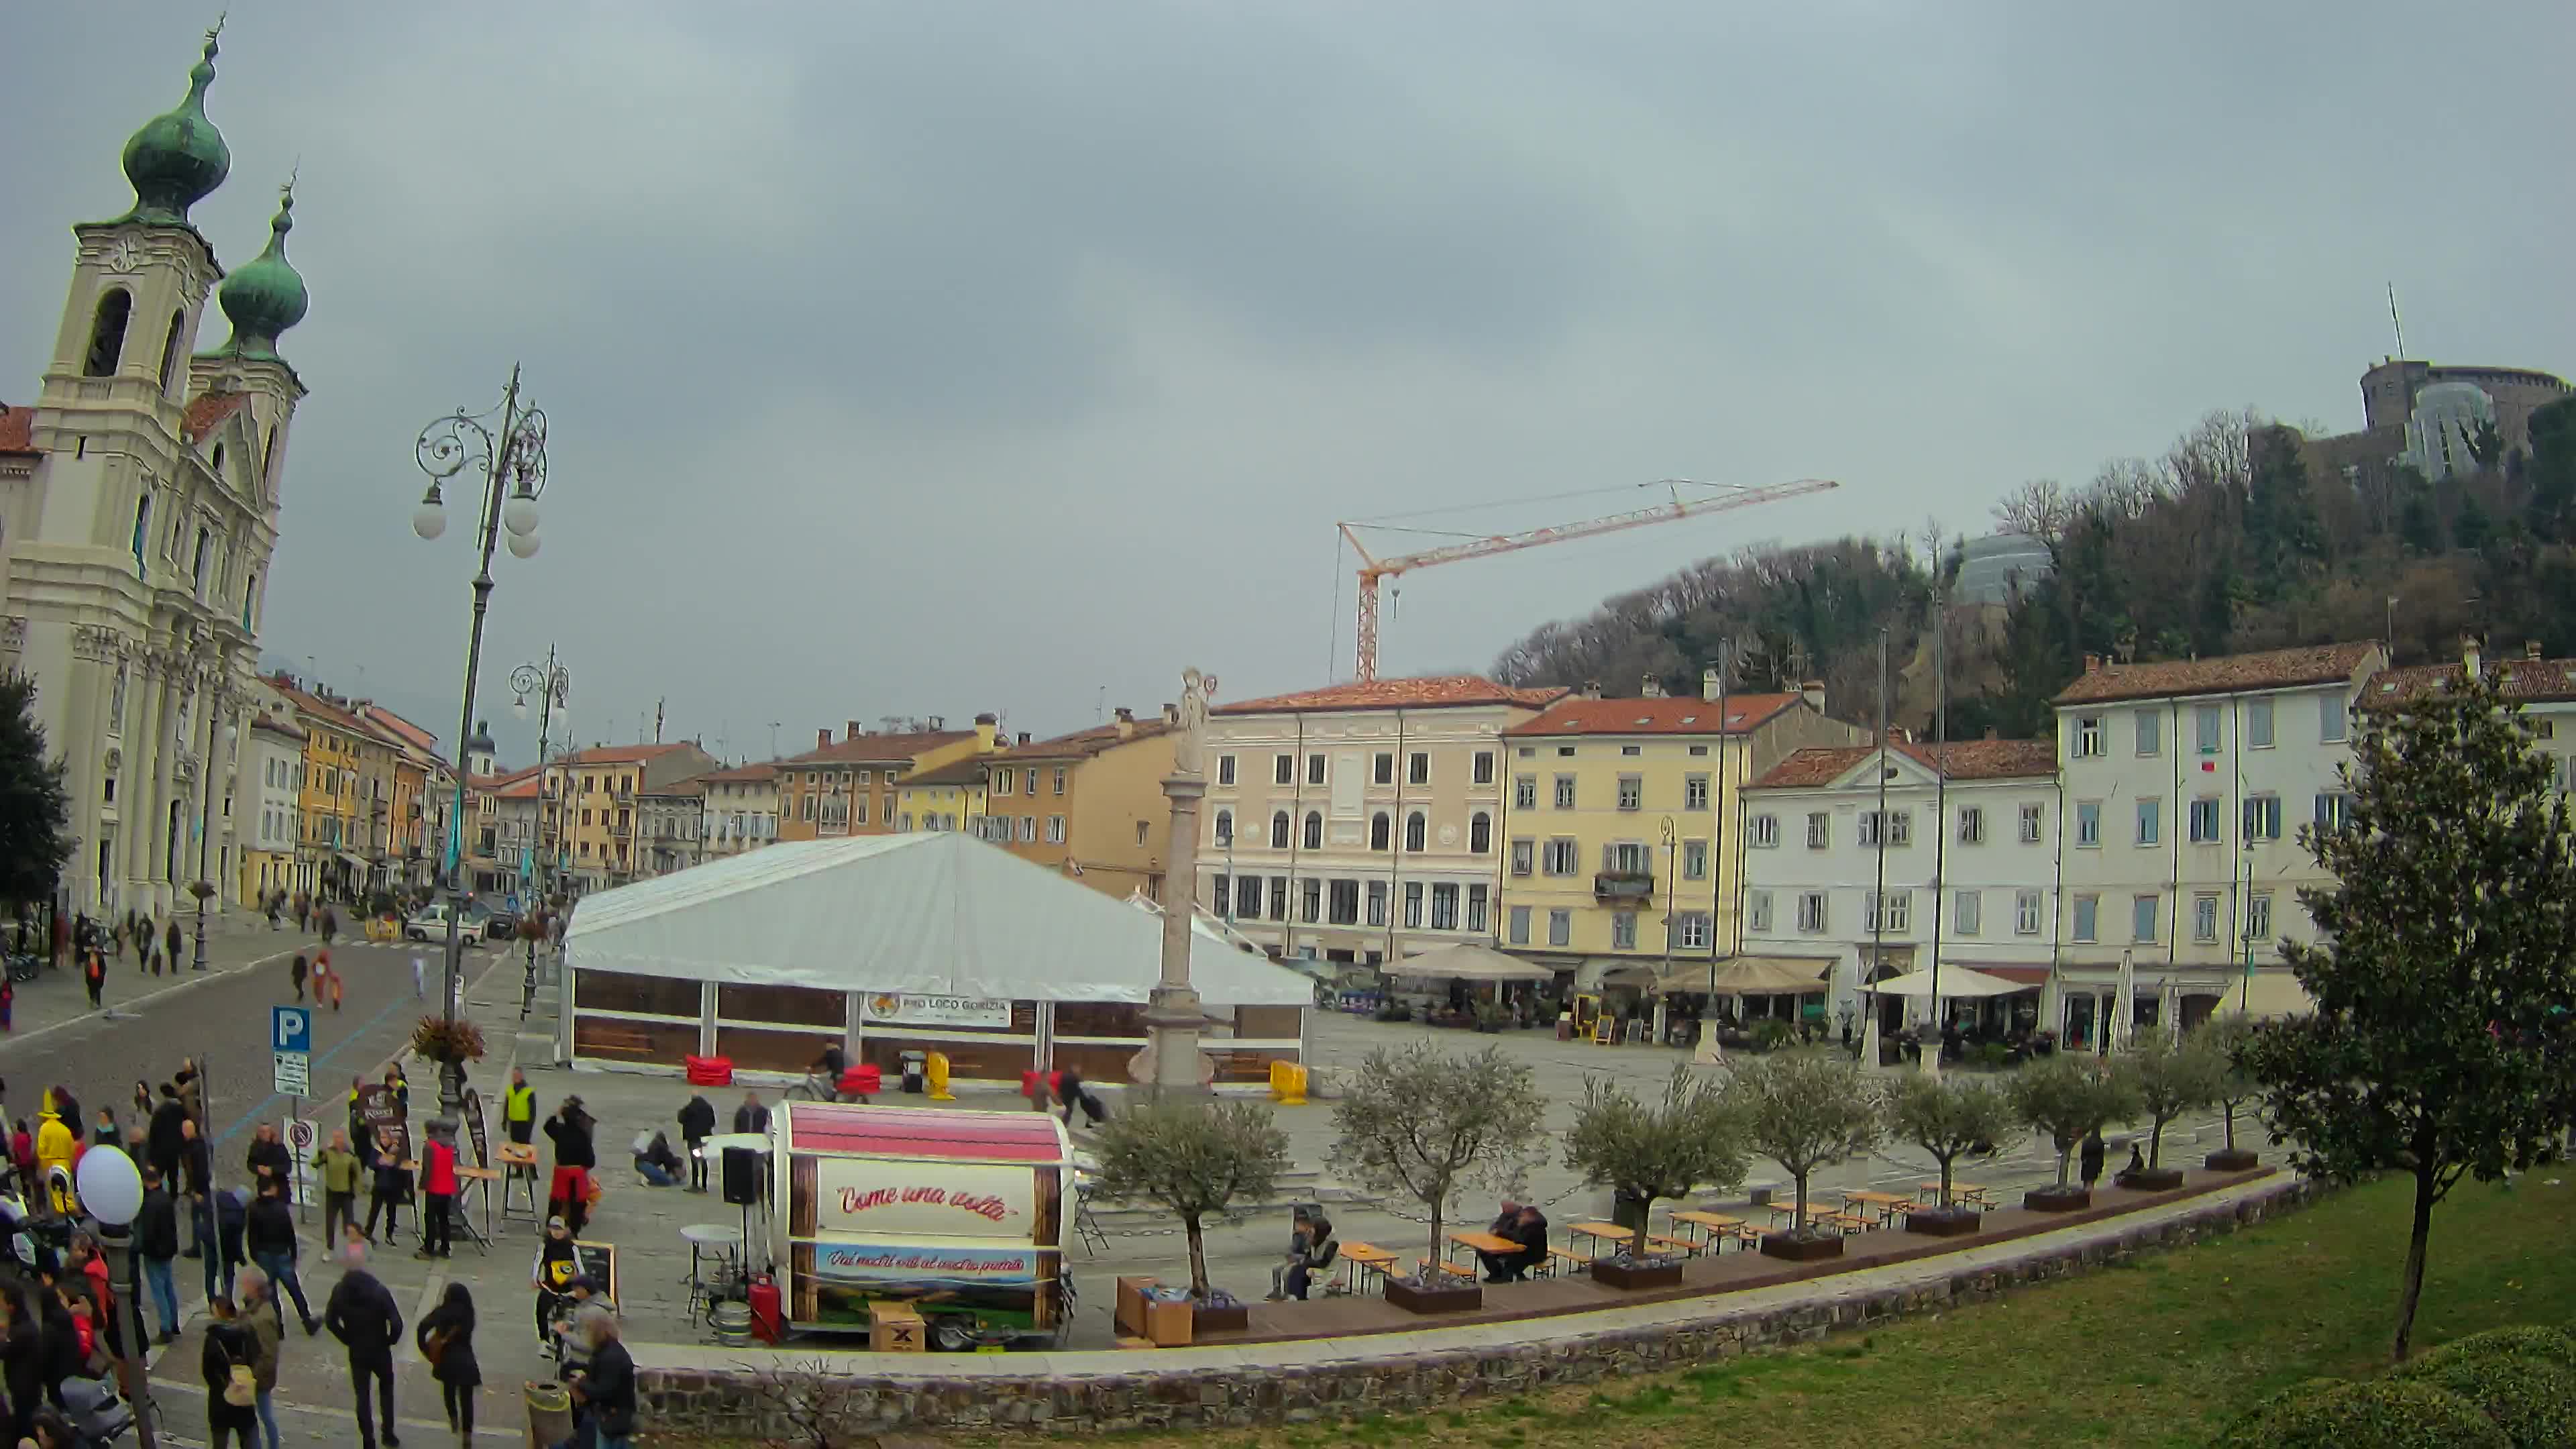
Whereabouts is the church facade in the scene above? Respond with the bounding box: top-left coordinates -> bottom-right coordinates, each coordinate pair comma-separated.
0,27 -> 311,920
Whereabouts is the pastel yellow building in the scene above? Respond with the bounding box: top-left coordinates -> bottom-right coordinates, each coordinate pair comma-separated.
552,742 -> 718,893
975,710 -> 1177,900
270,678 -> 365,898
1497,678 -> 1861,983
775,715 -> 996,842
896,756 -> 988,833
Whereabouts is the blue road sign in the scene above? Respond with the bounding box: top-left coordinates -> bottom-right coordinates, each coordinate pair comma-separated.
272,1005 -> 312,1055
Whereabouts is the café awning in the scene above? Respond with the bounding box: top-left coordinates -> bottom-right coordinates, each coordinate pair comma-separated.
1654,955 -> 1833,996
1863,965 -> 2029,998
1391,943 -> 1556,983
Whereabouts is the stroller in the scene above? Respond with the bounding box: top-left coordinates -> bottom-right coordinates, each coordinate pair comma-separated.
62,1373 -> 134,1446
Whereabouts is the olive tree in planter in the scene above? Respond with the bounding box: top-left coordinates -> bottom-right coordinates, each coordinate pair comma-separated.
2196,1018 -> 2263,1171
1727,1053 -> 1883,1262
1562,1066 -> 1747,1288
1088,1099 -> 1291,1319
2123,1032 -> 2224,1189
2008,1053 -> 2137,1211
1887,1073 -> 2016,1236
1329,1043 -> 1548,1313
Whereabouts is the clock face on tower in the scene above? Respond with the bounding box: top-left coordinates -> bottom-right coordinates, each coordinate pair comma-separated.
103,237 -> 144,275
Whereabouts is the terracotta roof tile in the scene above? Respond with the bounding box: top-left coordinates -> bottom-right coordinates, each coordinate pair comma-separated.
1214,676 -> 1568,715
0,407 -> 33,455
698,761 -> 786,784
182,392 -> 250,443
993,718 -> 1173,761
2365,654 -> 2576,707
250,712 -> 306,742
2052,643 -> 2381,706
1502,694 -> 1801,737
904,757 -> 992,786
564,743 -> 692,765
780,731 -> 971,765
1750,738 -> 2057,790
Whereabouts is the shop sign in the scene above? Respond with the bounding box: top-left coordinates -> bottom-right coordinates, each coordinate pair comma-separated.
810,1242 -> 1038,1285
860,993 -> 1012,1029
814,1158 -> 1034,1235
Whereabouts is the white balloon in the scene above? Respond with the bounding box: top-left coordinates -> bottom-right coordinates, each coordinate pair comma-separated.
74,1145 -> 144,1226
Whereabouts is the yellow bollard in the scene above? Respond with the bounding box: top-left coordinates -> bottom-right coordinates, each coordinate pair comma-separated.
926,1050 -> 956,1101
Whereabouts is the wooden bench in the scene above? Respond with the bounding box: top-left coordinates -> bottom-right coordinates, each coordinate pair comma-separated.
1544,1248 -> 1589,1277
580,1024 -> 655,1057
1416,1257 -> 1477,1281
1644,1234 -> 1703,1258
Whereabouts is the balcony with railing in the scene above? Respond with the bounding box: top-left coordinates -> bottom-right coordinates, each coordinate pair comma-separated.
1593,871 -> 1655,902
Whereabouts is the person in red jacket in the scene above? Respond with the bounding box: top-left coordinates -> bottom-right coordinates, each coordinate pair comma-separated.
417,1122 -> 460,1260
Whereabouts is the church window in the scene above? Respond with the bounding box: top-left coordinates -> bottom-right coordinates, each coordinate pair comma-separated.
262,424 -> 278,484
156,310 -> 184,392
83,289 -> 131,377
109,667 -> 126,734
192,527 -> 211,588
211,444 -> 225,476
130,494 -> 151,574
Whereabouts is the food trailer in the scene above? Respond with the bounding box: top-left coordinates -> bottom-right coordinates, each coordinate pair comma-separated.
771,1100 -> 1075,1350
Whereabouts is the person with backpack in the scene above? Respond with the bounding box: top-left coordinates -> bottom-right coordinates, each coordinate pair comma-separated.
416,1282 -> 480,1444
238,1268 -> 285,1449
201,1295 -> 260,1449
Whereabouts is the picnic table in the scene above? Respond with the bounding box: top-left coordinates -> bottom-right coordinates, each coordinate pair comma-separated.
1337,1240 -> 1399,1294
1566,1221 -> 1635,1258
1447,1230 -> 1520,1263
1918,1181 -> 1994,1209
1839,1189 -> 1914,1224
1667,1209 -> 1741,1248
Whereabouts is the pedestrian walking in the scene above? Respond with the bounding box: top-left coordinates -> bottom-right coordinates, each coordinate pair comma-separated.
315,948 -> 341,1012
201,1295 -> 260,1449
363,1128 -> 411,1244
237,1268 -> 285,1449
1,977 -> 16,1032
294,897 -> 309,934
416,1282 -> 480,1445
290,955 -> 307,1003
1,1288 -> 41,1447
211,1185 -> 248,1303
246,1181 -> 318,1334
417,1122 -> 458,1261
80,951 -> 103,1011
545,1097 -> 598,1238
409,953 -> 425,1001
89,1108 -> 118,1149
166,918 -> 183,973
318,906 -> 337,949
313,1129 -> 362,1246
2080,1129 -> 2106,1193
136,1167 -> 181,1343
180,1116 -> 214,1261
323,1240 -> 403,1449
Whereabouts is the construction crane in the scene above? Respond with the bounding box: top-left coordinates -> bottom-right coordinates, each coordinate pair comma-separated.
1337,477 -> 1841,682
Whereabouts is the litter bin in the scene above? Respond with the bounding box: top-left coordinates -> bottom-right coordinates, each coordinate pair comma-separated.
524,1380 -> 572,1449
900,1050 -> 926,1095
1611,1188 -> 1650,1235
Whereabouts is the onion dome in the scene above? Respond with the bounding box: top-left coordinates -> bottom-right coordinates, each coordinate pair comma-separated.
117,28 -> 231,226
211,184 -> 308,362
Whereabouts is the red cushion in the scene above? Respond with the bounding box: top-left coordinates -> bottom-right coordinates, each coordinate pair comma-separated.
839,1065 -> 881,1093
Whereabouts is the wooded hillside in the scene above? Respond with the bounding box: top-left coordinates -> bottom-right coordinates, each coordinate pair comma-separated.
1491,396 -> 2576,739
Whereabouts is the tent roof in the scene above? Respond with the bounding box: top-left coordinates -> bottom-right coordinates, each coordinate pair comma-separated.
1654,955 -> 1832,995
563,832 -> 1311,1006
1863,965 -> 2030,998
1392,942 -> 1555,982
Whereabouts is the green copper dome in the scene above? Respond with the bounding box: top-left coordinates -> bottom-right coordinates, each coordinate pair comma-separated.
212,184 -> 308,362
117,28 -> 230,226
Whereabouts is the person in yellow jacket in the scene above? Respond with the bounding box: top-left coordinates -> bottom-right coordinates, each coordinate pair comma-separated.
34,1087 -> 78,1212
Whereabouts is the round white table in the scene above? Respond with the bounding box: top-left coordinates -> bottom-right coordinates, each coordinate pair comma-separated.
681,1221 -> 745,1296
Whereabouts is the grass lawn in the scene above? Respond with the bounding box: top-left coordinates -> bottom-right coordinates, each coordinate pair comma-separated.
1038,1174 -> 2576,1449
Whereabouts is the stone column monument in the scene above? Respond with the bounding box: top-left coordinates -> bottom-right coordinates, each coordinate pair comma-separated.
1132,667 -> 1218,1099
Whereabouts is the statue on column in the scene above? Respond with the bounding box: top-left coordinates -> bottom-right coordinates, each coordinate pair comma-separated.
1172,667 -> 1217,777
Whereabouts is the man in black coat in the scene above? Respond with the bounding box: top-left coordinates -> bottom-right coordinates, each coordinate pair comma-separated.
146,1087 -> 186,1184
324,1246 -> 405,1449
567,1307 -> 636,1449
676,1094 -> 716,1193
178,1118 -> 213,1266
244,1123 -> 293,1194
135,1167 -> 182,1344
246,1181 -> 318,1334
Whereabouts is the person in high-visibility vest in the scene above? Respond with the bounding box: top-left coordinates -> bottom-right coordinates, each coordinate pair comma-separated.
505,1069 -> 537,1146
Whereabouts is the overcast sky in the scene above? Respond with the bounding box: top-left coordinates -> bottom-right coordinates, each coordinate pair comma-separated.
5,3 -> 2569,763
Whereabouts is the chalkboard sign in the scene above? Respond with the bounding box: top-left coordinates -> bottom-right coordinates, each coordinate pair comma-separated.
355,1083 -> 411,1163
572,1240 -> 619,1305
461,1087 -> 489,1170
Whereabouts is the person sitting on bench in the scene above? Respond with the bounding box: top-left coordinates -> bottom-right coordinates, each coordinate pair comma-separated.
1475,1200 -> 1546,1282
1266,1209 -> 1338,1300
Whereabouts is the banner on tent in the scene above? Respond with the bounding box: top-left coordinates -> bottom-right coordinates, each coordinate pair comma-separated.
860,994 -> 1011,1029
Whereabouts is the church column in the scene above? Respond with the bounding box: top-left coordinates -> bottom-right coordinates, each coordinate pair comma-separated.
148,660 -> 184,915
119,660 -> 163,915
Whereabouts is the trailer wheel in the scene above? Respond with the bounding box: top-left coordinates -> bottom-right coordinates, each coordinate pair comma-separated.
929,1318 -> 979,1352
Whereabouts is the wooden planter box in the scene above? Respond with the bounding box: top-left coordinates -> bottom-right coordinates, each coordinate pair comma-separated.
2117,1167 -> 2186,1191
1758,1232 -> 1845,1263
1191,1300 -> 1250,1333
2204,1148 -> 2260,1173
1591,1258 -> 1686,1291
1903,1208 -> 1981,1238
2023,1185 -> 2092,1213
1383,1276 -> 1484,1315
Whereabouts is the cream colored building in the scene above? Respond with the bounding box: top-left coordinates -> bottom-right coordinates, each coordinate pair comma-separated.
1498,677 -> 1863,985
1199,676 -> 1566,970
698,761 -> 782,861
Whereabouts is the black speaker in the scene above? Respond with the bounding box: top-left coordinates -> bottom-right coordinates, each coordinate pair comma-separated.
721,1146 -> 761,1206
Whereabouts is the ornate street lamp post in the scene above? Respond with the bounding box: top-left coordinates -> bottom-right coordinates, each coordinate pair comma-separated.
511,650 -> 569,1017
411,366 -> 550,1132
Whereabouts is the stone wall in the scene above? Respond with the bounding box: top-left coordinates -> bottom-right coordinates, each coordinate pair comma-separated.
639,1177 -> 2319,1438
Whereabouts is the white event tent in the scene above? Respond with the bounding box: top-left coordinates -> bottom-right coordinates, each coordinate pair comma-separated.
556,832 -> 1312,1083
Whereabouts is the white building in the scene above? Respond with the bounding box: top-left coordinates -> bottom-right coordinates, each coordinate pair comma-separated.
697,761 -> 782,862
1739,737 -> 2061,1038
2051,642 -> 2385,1044
0,33 -> 309,919
1201,676 -> 1564,971
239,710 -> 303,904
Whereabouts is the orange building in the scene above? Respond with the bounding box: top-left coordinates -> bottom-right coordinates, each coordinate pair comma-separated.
774,718 -> 991,841
972,708 -> 1177,900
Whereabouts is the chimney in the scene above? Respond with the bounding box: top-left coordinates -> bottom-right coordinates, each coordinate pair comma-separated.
1579,680 -> 1602,700
927,716 -> 945,731
2083,653 -> 2102,675
2463,634 -> 2482,676
2528,640 -> 2544,661
1641,676 -> 1666,699
1702,667 -> 1721,702
846,719 -> 864,741
1801,680 -> 1826,714
1114,707 -> 1135,739
817,728 -> 832,750
1016,731 -> 1032,746
974,712 -> 998,753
